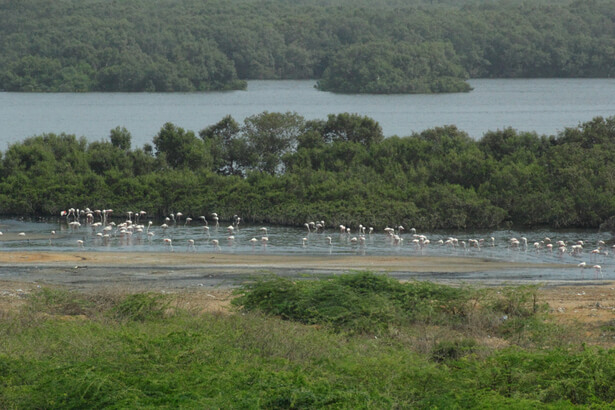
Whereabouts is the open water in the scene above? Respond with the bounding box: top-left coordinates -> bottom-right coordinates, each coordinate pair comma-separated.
1,79 -> 615,149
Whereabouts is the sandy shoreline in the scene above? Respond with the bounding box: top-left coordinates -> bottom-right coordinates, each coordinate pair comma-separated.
0,250 -> 570,272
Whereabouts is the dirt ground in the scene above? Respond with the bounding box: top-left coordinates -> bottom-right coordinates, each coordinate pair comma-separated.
1,251 -> 614,344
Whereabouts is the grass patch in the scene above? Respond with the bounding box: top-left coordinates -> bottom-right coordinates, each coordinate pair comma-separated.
0,272 -> 614,407
112,292 -> 171,322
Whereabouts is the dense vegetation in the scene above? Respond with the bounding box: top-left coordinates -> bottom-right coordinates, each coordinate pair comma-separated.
1,113 -> 615,230
0,0 -> 613,93
2,272 -> 615,407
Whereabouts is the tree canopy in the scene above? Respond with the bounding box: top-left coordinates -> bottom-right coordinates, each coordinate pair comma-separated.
2,113 -> 615,230
0,0 -> 613,93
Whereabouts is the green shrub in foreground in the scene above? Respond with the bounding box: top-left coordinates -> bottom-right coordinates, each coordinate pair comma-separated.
1,279 -> 615,407
232,271 -> 478,334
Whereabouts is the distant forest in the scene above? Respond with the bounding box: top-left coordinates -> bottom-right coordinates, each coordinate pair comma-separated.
0,0 -> 613,93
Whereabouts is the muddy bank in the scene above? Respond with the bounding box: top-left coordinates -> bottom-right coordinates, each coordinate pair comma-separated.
0,251 -> 594,291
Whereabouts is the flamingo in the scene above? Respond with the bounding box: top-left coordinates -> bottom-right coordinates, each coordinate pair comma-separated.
594,265 -> 603,278
187,239 -> 196,252
578,262 -> 587,277
163,238 -> 173,252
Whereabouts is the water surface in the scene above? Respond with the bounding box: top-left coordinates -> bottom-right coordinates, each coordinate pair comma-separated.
0,217 -> 612,281
2,79 -> 615,149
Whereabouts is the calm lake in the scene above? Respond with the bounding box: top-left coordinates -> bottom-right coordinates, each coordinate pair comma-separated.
1,78 -> 615,149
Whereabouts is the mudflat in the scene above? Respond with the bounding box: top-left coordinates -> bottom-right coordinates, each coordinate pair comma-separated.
0,250 -> 578,289
1,251 -> 614,341
0,250 -> 567,272
0,249 -> 596,291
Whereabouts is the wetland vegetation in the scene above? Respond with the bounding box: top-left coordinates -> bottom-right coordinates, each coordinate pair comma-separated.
2,113 -> 615,231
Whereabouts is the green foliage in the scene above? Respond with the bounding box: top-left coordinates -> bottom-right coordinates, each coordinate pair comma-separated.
26,287 -> 92,316
316,41 -> 472,94
431,338 -> 478,362
153,122 -> 212,170
112,293 -> 171,322
233,272 -> 475,334
3,113 -> 615,230
0,0 -> 613,91
3,279 -> 615,407
322,113 -> 384,145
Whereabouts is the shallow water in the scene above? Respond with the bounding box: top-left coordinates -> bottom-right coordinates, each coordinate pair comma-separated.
0,217 -> 613,281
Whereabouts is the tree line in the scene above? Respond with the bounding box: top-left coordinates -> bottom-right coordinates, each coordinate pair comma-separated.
0,0 -> 613,93
2,113 -> 615,230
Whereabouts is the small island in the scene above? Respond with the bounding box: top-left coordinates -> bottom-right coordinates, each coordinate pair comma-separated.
315,41 -> 472,94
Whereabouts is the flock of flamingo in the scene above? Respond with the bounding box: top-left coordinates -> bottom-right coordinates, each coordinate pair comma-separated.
0,207 -> 610,278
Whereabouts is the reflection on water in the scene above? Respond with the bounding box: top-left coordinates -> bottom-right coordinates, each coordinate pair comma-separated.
1,217 -> 613,282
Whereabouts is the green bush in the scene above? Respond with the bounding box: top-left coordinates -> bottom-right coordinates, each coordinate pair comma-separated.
233,272 -> 476,334
26,287 -> 91,316
112,293 -> 171,322
431,338 -> 478,362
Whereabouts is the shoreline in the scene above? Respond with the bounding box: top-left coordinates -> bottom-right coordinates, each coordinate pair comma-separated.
0,251 -> 599,291
1,251 -> 614,331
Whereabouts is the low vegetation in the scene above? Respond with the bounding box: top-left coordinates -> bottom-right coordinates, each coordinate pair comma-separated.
2,272 -> 615,407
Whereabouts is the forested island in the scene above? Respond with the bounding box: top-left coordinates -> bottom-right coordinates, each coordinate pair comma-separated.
2,113 -> 615,230
0,0 -> 613,93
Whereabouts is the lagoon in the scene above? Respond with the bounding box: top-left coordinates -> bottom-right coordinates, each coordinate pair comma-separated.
1,78 -> 615,149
